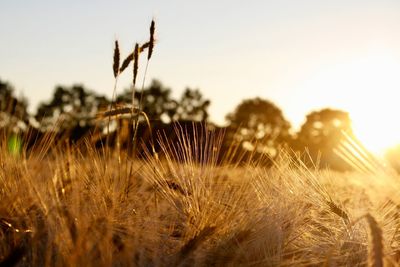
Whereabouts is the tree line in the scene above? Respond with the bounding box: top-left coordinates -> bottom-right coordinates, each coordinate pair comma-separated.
0,78 -> 356,170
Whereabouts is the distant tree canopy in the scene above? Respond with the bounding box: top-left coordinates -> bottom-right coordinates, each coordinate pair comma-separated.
296,108 -> 353,170
0,79 -> 29,132
226,97 -> 291,157
116,80 -> 210,123
175,88 -> 210,121
116,80 -> 177,123
0,76 -> 367,169
35,85 -> 109,130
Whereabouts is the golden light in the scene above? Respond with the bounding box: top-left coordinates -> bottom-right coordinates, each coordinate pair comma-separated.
348,53 -> 400,155
300,49 -> 400,155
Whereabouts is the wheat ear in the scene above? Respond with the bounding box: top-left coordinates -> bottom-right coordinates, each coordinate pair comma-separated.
365,213 -> 384,267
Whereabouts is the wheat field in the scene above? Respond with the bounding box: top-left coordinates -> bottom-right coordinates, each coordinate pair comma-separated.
1,124 -> 400,267
2,20 -> 400,267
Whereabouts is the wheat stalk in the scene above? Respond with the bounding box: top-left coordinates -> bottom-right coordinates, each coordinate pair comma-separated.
365,213 -> 384,267
133,20 -> 156,155
106,40 -> 121,147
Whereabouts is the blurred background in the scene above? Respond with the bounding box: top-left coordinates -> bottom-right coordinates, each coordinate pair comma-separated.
1,0 -> 400,169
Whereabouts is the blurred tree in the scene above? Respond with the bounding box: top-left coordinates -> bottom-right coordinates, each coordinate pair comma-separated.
0,79 -> 29,132
116,80 -> 210,123
225,97 -> 291,157
174,88 -> 210,121
116,80 -> 178,123
35,85 -> 109,131
114,81 -> 210,155
295,108 -> 353,170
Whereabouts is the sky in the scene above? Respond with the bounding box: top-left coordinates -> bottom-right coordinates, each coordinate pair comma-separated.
1,0 -> 400,152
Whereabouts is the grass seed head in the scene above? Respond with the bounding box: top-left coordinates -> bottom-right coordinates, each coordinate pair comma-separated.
119,42 -> 150,74
113,40 -> 120,78
120,53 -> 133,74
133,43 -> 139,86
148,20 -> 155,60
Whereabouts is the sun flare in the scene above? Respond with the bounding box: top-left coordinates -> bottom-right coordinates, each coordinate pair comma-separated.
345,54 -> 400,155
302,50 -> 400,155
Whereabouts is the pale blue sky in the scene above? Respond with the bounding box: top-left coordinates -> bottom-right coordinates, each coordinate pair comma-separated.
2,0 -> 400,149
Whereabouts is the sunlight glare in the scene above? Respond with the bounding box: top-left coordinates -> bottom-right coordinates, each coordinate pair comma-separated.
300,50 -> 400,155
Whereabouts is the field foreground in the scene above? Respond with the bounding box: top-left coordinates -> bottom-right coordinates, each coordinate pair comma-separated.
1,127 -> 400,266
